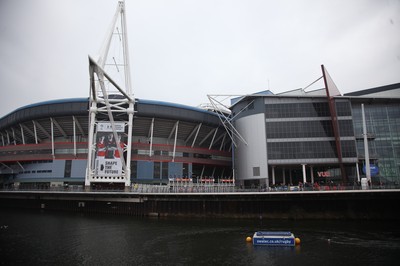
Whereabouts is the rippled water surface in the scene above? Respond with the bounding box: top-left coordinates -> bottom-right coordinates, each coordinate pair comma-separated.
1,208 -> 399,265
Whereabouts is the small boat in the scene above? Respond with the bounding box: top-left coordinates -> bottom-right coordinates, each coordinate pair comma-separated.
252,231 -> 296,246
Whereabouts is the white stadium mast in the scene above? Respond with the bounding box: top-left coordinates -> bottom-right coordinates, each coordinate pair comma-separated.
85,1 -> 134,188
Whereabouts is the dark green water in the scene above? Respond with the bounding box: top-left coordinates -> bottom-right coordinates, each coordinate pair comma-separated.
0,208 -> 399,265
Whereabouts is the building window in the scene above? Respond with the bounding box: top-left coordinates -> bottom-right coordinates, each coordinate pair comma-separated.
162,162 -> 169,179
253,167 -> 260,176
154,162 -> 160,179
64,160 -> 72,178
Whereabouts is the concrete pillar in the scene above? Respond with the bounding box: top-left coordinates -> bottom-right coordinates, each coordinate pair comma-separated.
282,168 -> 286,185
302,164 -> 307,183
271,166 -> 276,185
289,170 -> 293,185
356,162 -> 360,183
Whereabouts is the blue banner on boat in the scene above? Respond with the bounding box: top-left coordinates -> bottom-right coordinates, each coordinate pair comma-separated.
253,231 -> 295,246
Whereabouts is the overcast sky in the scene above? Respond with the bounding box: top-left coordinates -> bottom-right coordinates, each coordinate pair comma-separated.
0,0 -> 399,116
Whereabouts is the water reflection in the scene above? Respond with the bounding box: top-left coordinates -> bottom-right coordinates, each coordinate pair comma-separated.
1,209 -> 399,265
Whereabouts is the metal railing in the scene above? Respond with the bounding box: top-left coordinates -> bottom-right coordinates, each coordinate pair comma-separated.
1,182 -> 399,193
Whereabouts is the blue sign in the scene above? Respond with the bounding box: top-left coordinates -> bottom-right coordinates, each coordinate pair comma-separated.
362,164 -> 379,176
253,238 -> 295,246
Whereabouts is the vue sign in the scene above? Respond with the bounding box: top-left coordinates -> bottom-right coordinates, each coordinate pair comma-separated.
317,171 -> 330,177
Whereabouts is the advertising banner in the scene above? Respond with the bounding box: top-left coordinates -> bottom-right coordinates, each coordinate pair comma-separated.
95,122 -> 125,176
362,164 -> 379,177
95,157 -> 122,176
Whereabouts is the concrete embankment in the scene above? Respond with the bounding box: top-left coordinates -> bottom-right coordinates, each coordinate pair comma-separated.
1,189 -> 399,220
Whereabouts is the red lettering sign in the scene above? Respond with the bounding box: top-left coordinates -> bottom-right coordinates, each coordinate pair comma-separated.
317,171 -> 330,177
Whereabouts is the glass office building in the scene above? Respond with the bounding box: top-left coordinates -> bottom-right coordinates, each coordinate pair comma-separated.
231,83 -> 400,188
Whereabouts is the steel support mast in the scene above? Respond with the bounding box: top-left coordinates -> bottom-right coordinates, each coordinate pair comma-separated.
85,1 -> 134,188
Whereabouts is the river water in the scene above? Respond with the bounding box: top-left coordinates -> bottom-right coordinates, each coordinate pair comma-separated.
0,208 -> 399,266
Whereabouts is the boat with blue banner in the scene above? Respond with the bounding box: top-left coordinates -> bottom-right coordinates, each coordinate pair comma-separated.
251,231 -> 299,246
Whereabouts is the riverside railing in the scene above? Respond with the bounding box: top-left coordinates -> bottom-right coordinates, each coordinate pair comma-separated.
1,182 -> 399,193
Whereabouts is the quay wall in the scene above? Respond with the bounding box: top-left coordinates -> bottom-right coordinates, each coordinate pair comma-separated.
0,190 -> 399,220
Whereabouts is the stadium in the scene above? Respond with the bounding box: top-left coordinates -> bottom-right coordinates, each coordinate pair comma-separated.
1,2 -> 399,191
1,80 -> 399,190
0,97 -> 232,189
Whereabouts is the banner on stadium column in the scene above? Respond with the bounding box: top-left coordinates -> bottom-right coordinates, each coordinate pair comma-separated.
95,122 -> 125,176
363,164 -> 379,177
97,122 -> 125,132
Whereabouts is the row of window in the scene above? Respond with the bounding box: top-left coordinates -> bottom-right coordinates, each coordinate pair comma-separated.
265,120 -> 355,139
335,102 -> 353,116
352,104 -> 400,121
267,140 -> 357,159
265,101 -> 352,119
18,170 -> 53,174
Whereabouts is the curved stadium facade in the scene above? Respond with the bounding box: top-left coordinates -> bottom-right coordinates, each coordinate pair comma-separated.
0,98 -> 232,189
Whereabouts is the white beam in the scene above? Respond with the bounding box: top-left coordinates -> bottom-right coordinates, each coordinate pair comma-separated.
20,124 -> 25,145
149,118 -> 154,157
209,127 -> 218,150
200,165 -> 205,178
302,164 -> 307,184
16,161 -> 24,171
272,166 -> 275,185
168,121 -> 179,140
73,116 -> 77,156
33,121 -> 38,144
74,117 -> 85,136
219,133 -> 226,151
125,102 -> 134,187
33,120 -> 51,139
0,162 -> 13,173
22,124 -> 41,143
50,118 -> 55,158
120,1 -> 133,96
52,118 -> 67,138
191,123 -> 202,148
98,72 -> 126,169
211,167 -> 216,178
185,123 -> 200,144
172,121 -> 179,162
97,2 -> 122,68
199,128 -> 216,146
85,100 -> 97,187
362,103 -> 371,184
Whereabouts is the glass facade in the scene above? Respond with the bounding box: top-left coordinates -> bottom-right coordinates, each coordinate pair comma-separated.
265,99 -> 357,161
231,85 -> 399,187
265,102 -> 331,118
352,102 -> 400,184
266,120 -> 333,138
268,141 -> 337,159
